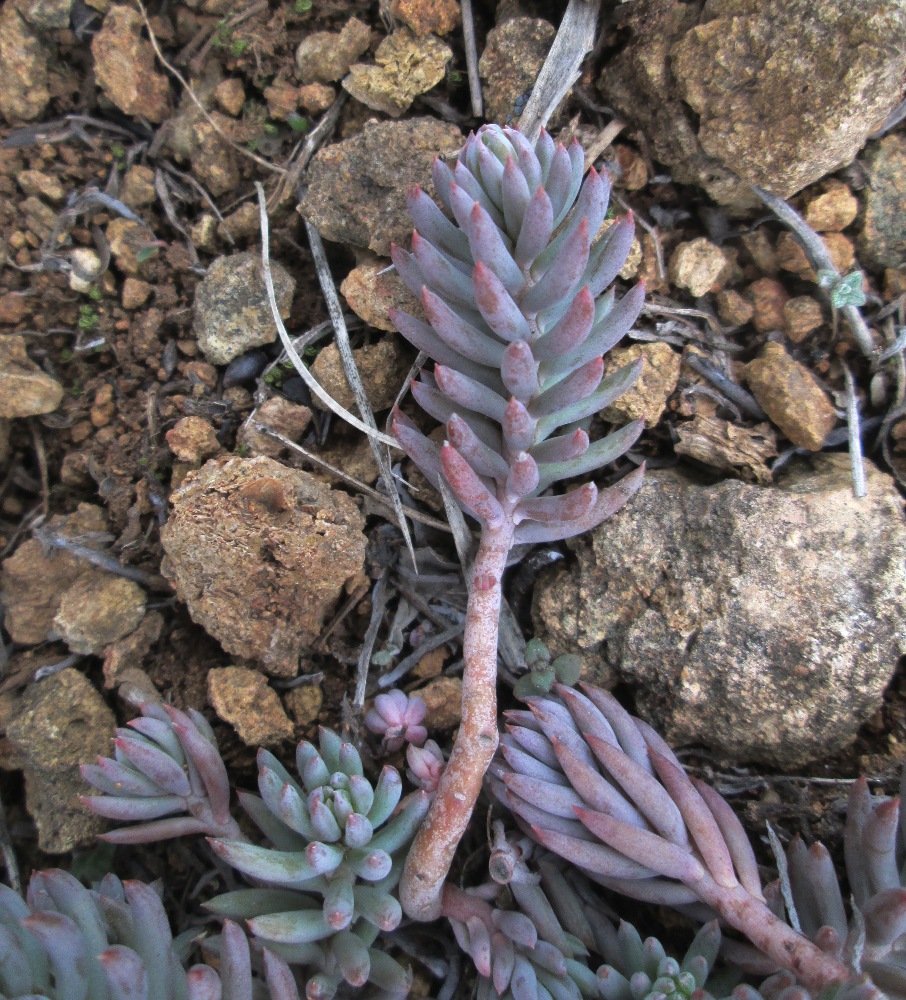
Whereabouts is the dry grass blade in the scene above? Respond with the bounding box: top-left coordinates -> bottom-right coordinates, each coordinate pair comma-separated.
268,92 -> 346,210
253,185 -> 398,447
304,218 -> 417,568
518,0 -> 600,141
249,422 -> 450,533
461,0 -> 483,118
841,361 -> 867,498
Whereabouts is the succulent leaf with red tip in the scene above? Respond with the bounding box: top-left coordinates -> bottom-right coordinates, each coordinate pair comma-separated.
390,124 -> 645,543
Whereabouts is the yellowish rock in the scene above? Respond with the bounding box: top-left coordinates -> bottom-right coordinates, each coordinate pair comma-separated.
0,334 -> 63,418
745,341 -> 837,451
343,29 -> 451,117
601,342 -> 681,427
208,666 -> 294,746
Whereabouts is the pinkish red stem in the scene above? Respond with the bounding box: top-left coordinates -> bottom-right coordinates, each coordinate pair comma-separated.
400,517 -> 515,921
696,874 -> 851,992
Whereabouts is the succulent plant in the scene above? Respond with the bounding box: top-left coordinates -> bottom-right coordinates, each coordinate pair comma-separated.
441,827 -> 602,1000
0,868 -> 297,1000
513,638 -> 583,699
364,691 -> 428,752
390,122 -> 645,921
81,701 -> 243,844
405,739 -> 445,793
489,683 -> 884,997
205,727 -> 429,998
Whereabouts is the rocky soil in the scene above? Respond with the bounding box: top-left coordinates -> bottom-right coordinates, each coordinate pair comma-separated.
0,0 -> 905,985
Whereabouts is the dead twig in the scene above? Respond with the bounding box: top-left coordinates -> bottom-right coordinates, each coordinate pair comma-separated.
583,118 -> 625,173
32,524 -> 171,591
29,421 -> 50,520
461,0 -> 483,118
268,92 -> 346,209
303,217 -> 417,568
683,353 -> 767,420
354,574 -> 390,711
841,361 -> 867,498
249,423 -> 451,534
518,0 -> 599,141
253,186 -> 397,447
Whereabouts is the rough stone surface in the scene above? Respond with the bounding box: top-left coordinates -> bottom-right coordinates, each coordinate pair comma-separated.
161,456 -> 367,676
783,296 -> 824,342
285,684 -> 323,728
310,339 -> 408,414
668,238 -> 728,297
859,133 -> 906,269
17,168 -> 65,202
0,1 -> 50,123
190,116 -> 240,198
343,29 -> 451,117
299,118 -> 462,256
6,668 -> 115,852
121,164 -> 157,207
238,396 -> 313,458
775,231 -> 855,283
1,504 -> 108,644
390,0 -> 460,35
53,571 -> 146,654
746,341 -> 837,450
600,342 -> 681,427
419,676 -> 462,732
745,278 -> 789,333
715,289 -> 754,327
533,454 -> 906,766
165,416 -> 219,464
478,17 -> 555,125
91,5 -> 171,123
599,0 -> 906,210
0,335 -> 63,418
107,218 -> 154,278
295,17 -> 371,84
193,253 -> 295,365
341,259 -> 422,332
208,666 -> 294,746
804,181 -> 859,233
19,0 -> 72,29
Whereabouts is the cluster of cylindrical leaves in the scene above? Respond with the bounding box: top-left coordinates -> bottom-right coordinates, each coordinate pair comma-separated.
0,869 -> 298,1000
390,123 -> 646,542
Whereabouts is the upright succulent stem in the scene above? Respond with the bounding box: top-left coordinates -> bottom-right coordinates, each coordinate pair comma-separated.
401,518 -> 514,920
392,125 -> 645,919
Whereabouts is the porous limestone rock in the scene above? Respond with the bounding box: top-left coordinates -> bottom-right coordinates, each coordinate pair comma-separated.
193,253 -> 295,365
299,117 -> 462,256
6,669 -> 115,852
161,456 -> 367,676
533,454 -> 906,767
599,0 -> 906,211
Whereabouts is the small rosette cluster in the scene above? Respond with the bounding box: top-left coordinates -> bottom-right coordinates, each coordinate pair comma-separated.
390,124 -> 645,542
596,919 -> 721,1000
364,690 -> 428,752
81,701 -> 241,844
0,869 -> 296,1000
206,728 -> 428,998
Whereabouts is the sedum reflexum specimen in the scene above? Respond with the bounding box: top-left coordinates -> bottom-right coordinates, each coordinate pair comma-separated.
0,868 -> 298,1000
490,682 -> 891,998
390,123 -> 645,920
